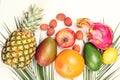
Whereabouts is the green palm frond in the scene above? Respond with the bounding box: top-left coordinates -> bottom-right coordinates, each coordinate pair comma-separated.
10,58 -> 45,80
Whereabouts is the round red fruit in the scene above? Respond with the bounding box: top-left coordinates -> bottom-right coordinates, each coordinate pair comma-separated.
47,28 -> 55,36
49,19 -> 57,28
64,17 -> 72,26
56,13 -> 66,21
76,30 -> 83,40
55,28 -> 76,48
40,24 -> 48,30
72,44 -> 80,52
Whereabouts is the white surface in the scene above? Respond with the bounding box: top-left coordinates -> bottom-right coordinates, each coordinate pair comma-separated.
0,0 -> 120,80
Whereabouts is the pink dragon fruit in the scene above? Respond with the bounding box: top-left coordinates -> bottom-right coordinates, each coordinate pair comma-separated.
88,22 -> 113,50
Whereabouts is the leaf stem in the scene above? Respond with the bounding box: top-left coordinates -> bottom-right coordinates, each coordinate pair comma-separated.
51,63 -> 54,80
112,35 -> 120,47
113,22 -> 120,34
83,66 -> 86,80
43,66 -> 46,80
0,32 -> 7,40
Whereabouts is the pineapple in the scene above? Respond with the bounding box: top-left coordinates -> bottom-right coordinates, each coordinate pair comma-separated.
1,5 -> 43,69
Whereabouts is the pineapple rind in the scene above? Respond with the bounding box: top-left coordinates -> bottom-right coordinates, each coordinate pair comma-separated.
1,30 -> 36,69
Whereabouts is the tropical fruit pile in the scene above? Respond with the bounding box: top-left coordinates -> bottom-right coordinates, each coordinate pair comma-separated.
0,5 -> 119,80
38,13 -> 119,79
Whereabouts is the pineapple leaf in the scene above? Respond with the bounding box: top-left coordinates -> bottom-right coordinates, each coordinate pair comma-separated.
21,4 -> 43,32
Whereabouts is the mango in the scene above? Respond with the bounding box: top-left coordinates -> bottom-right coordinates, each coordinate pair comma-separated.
84,42 -> 102,71
35,37 -> 57,66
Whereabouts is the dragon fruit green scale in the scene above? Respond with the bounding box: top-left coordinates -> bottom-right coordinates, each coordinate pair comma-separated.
88,22 -> 113,50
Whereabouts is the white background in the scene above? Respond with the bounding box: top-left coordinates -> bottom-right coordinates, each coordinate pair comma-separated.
0,0 -> 120,80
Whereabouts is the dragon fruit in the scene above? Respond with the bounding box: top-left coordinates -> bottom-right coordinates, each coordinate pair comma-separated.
88,22 -> 113,50
77,18 -> 94,28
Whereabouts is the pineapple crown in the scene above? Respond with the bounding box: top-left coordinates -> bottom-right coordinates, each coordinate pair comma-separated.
20,5 -> 43,32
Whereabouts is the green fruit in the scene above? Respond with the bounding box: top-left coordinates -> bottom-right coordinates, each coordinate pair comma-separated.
84,42 -> 102,71
35,37 -> 57,66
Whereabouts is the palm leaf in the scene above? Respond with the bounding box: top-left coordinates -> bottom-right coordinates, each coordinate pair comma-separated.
10,58 -> 45,80
102,67 -> 120,80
